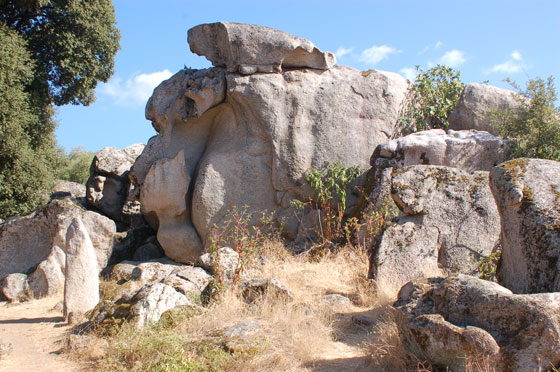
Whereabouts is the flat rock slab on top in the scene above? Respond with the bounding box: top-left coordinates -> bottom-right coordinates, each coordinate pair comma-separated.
188,22 -> 336,74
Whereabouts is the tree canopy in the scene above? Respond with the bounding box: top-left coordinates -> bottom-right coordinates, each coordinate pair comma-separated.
0,0 -> 120,219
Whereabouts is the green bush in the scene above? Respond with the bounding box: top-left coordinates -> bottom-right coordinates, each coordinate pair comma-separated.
402,65 -> 464,131
494,76 -> 560,161
56,146 -> 95,184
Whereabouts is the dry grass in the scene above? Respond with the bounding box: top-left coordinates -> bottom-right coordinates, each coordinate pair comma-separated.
75,240 -> 426,372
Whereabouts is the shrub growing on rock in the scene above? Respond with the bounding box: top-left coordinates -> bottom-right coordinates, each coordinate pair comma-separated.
401,65 -> 464,132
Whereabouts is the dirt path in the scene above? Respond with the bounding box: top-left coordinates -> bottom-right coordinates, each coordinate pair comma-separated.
0,296 -> 80,372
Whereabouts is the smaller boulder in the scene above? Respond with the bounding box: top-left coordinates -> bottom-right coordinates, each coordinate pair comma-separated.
196,247 -> 240,282
395,274 -> 560,371
448,83 -> 519,134
188,22 -> 335,74
0,273 -> 29,302
130,282 -> 191,327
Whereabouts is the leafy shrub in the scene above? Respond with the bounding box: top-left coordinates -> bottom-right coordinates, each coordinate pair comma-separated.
56,146 -> 96,184
494,76 -> 560,161
401,65 -> 464,131
291,162 -> 361,244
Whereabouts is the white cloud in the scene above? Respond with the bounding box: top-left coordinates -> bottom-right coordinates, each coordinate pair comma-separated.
400,67 -> 416,81
488,51 -> 524,74
438,49 -> 466,67
334,46 -> 353,59
435,41 -> 444,48
359,45 -> 401,66
101,69 -> 173,106
511,50 -> 523,61
490,60 -> 523,74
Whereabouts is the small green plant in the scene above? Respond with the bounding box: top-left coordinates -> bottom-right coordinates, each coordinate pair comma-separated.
293,161 -> 361,244
494,76 -> 560,161
401,65 -> 464,131
478,250 -> 501,282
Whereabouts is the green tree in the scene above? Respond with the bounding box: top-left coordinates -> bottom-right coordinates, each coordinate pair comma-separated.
0,0 -> 120,219
56,146 -> 95,184
495,76 -> 560,161
402,65 -> 464,131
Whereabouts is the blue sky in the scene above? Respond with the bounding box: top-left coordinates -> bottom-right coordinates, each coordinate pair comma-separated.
55,0 -> 560,153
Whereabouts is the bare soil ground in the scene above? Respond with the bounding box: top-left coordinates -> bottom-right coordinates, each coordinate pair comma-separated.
0,295 -> 80,372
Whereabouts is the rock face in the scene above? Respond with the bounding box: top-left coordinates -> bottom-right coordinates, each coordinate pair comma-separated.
490,158 -> 560,293
132,23 -> 410,261
188,22 -> 336,74
64,218 -> 100,323
369,165 -> 500,298
448,83 -> 519,135
86,144 -> 145,224
395,275 -> 560,371
0,197 -> 115,296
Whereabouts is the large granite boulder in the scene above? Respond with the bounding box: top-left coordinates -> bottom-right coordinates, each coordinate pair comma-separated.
448,83 -> 519,135
86,144 -> 145,224
0,197 -> 115,297
131,22 -> 410,262
490,158 -> 560,293
395,275 -> 560,371
188,22 -> 336,74
369,165 -> 501,298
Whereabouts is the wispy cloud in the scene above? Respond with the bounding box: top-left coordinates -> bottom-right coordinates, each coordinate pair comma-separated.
359,45 -> 401,66
100,69 -> 173,106
334,46 -> 353,59
418,41 -> 444,55
400,67 -> 416,81
488,51 -> 524,74
438,49 -> 466,67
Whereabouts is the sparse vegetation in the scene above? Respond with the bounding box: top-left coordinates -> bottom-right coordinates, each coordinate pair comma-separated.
401,64 -> 464,131
494,76 -> 560,161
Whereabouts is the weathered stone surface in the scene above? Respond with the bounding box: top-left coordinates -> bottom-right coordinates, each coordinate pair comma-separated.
52,180 -> 86,199
140,150 -> 202,263
395,275 -> 560,371
369,165 -> 500,298
490,158 -> 560,293
196,247 -> 240,282
28,251 -> 65,297
374,129 -> 506,171
448,83 -> 519,134
0,273 -> 29,302
222,319 -> 262,352
131,261 -> 182,283
321,294 -> 352,307
86,145 -> 145,223
0,211 -> 52,281
130,283 -> 191,327
188,22 -> 335,74
64,218 -> 100,323
0,339 -> 12,360
238,278 -> 294,304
